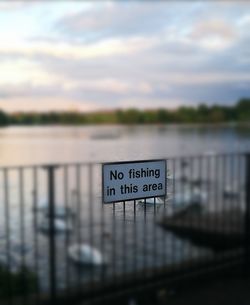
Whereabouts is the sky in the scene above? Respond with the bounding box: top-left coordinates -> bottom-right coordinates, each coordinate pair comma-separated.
0,1 -> 250,113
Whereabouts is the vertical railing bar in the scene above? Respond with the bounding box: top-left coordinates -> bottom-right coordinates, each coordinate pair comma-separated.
207,155 -> 212,267
143,198 -> 147,281
19,168 -> 27,305
212,154 -> 215,262
101,172 -> 105,285
218,154 -> 223,261
89,164 -> 94,289
202,155 -> 208,268
208,155 -> 212,268
244,153 -> 250,275
230,154 -> 235,259
63,165 -> 70,294
198,155 -> 203,268
215,154 -> 220,263
239,154 -> 243,266
112,202 -> 116,283
171,159 -> 176,274
153,196 -> 157,277
235,154 -> 240,259
180,158 -> 185,267
163,160 -> 168,269
161,197 -> 168,266
189,156 -> 193,269
226,154 -> 230,258
219,154 -> 224,260
3,169 -> 12,305
182,157 -> 187,264
241,154 -> 244,212
226,154 -> 231,256
46,165 -> 57,304
122,201 -> 126,282
133,200 -> 137,280
32,167 -> 40,303
235,154 -> 240,258
222,155 -> 227,260
216,154 -> 223,259
76,165 -> 82,289
238,153 -> 241,203
185,157 -> 189,267
239,154 -> 243,235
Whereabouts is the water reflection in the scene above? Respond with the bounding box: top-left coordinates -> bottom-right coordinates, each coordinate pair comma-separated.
0,125 -> 249,166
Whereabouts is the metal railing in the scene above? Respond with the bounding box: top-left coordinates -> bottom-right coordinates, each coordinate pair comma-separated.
0,152 -> 249,304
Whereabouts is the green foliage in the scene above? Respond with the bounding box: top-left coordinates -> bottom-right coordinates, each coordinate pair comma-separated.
236,98 -> 250,122
0,110 -> 9,126
157,109 -> 171,123
0,98 -> 249,126
116,109 -> 144,124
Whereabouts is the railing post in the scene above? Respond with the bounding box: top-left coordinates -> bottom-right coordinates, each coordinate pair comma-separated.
44,165 -> 58,304
245,154 -> 250,276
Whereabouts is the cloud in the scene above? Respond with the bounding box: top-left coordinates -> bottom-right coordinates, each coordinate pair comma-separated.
0,1 -> 250,112
0,36 -> 157,61
55,2 -> 173,42
0,96 -> 98,113
64,79 -> 153,95
0,59 -> 60,86
119,97 -> 184,110
0,2 -> 30,11
188,19 -> 237,51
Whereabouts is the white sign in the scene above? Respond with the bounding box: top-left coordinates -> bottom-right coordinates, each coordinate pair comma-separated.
102,159 -> 166,203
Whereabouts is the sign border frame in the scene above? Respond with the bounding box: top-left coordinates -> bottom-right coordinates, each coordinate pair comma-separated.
102,158 -> 167,204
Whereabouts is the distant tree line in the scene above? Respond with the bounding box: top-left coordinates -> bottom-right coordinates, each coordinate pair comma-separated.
0,98 -> 249,126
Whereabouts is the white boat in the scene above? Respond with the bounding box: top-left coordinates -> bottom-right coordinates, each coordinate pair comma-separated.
38,218 -> 73,234
136,197 -> 164,205
68,244 -> 106,266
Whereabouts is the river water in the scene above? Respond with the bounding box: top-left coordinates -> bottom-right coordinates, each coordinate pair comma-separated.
0,124 -> 249,166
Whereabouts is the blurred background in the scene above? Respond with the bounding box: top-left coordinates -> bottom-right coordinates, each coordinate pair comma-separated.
0,1 -> 250,166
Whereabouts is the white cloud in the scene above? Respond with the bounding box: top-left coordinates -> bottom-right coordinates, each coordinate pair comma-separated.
153,72 -> 250,86
238,14 -> 250,26
119,97 -> 184,109
0,36 -> 157,60
188,19 -> 237,51
0,1 -> 250,112
0,59 -> 60,86
0,2 -> 29,11
0,97 -> 98,113
64,79 -> 153,95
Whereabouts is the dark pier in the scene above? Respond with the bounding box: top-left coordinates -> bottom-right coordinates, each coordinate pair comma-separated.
159,209 -> 244,251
